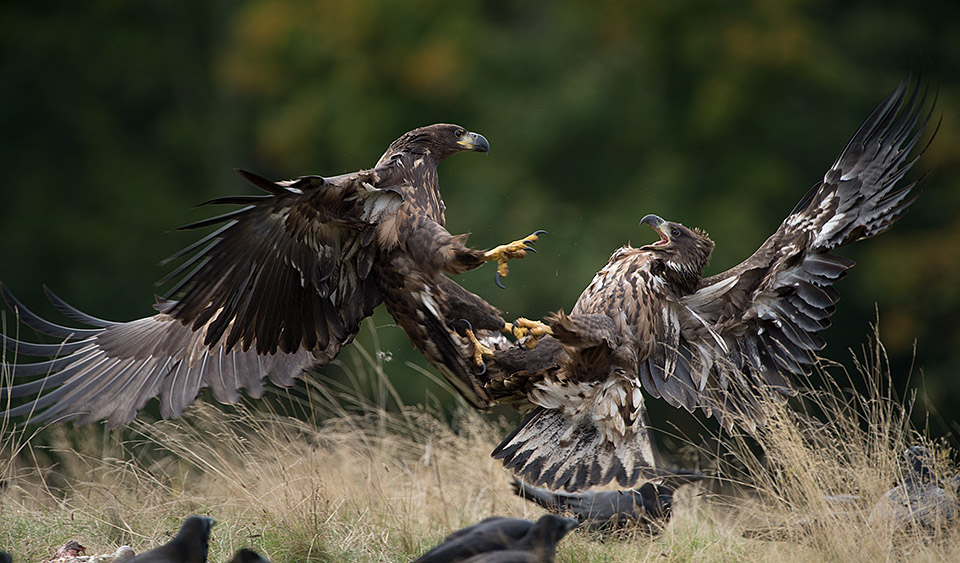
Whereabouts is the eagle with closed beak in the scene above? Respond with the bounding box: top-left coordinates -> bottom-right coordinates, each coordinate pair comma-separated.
486,80 -> 936,492
1,123 -> 541,426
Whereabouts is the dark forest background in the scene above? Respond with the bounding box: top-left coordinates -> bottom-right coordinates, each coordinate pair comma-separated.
2,1 -> 958,442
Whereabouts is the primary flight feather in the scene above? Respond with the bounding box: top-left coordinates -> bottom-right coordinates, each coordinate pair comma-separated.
486,80 -> 935,492
1,123 -> 541,425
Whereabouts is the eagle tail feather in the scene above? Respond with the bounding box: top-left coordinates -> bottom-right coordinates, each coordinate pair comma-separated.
492,407 -> 660,493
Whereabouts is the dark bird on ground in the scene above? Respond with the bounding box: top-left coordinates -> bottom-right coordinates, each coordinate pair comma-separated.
745,446 -> 960,543
511,473 -> 705,529
484,80 -> 935,492
870,446 -> 959,528
0,124 -> 542,426
414,514 -> 578,563
458,549 -> 558,563
127,515 -> 214,563
225,548 -> 270,563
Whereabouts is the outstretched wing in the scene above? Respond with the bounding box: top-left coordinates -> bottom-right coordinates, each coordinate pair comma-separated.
1,166 -> 405,426
641,80 -> 935,428
166,168 -> 403,356
0,286 -> 313,426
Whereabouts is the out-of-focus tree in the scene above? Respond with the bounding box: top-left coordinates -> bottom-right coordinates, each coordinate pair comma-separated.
1,0 -> 958,433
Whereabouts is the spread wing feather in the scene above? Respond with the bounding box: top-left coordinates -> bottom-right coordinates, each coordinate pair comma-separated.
0,285 -> 315,426
648,80 -> 935,428
1,166 -> 405,426
167,168 -> 403,355
1,289 -> 315,426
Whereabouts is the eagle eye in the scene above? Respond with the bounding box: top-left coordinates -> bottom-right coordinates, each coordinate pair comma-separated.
670,227 -> 681,237
454,128 -> 465,138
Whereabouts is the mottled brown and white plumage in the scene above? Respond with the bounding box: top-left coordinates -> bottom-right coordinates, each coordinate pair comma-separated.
489,217 -> 712,492
489,80 -> 935,492
1,124 -> 524,426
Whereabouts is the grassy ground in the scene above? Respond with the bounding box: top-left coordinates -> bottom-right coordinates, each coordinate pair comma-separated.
2,333 -> 959,562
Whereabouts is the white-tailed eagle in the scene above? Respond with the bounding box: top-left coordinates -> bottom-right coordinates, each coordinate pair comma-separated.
486,81 -> 935,492
1,124 -> 540,425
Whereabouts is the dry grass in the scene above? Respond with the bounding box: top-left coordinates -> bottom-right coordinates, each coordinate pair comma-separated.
701,334 -> 960,562
1,329 -> 959,561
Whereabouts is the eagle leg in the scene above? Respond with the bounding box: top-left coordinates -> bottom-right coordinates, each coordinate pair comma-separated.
461,320 -> 494,371
483,230 -> 547,288
505,317 -> 553,348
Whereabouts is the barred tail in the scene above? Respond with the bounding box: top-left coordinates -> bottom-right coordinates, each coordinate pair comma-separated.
492,407 -> 660,492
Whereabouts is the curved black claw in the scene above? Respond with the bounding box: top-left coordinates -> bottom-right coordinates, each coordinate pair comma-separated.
476,360 -> 488,377
524,230 -> 547,254
495,271 -> 506,289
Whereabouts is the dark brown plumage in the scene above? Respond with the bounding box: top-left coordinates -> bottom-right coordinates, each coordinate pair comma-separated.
414,514 -> 578,563
511,469 -> 707,530
1,124 -> 537,426
127,516 -> 214,563
225,548 -> 270,563
487,80 -> 935,492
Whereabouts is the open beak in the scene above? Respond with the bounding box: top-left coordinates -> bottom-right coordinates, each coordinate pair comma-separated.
458,131 -> 490,153
640,214 -> 670,246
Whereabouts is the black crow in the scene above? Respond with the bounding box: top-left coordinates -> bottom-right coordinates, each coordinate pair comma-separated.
512,479 -> 676,529
226,548 -> 270,563
414,514 -> 578,563
128,516 -> 214,563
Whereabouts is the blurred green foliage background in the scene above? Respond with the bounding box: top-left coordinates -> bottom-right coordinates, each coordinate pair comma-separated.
1,1 -> 958,438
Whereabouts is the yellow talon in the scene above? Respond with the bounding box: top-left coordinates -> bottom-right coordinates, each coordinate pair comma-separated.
483,231 -> 545,288
504,317 -> 553,348
465,328 -> 494,368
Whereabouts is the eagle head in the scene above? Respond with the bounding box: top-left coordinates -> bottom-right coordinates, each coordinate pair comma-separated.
385,123 -> 490,162
640,214 -> 714,293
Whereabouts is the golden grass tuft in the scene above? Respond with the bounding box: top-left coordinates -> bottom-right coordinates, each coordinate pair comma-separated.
1,328 -> 959,561
701,331 -> 960,561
